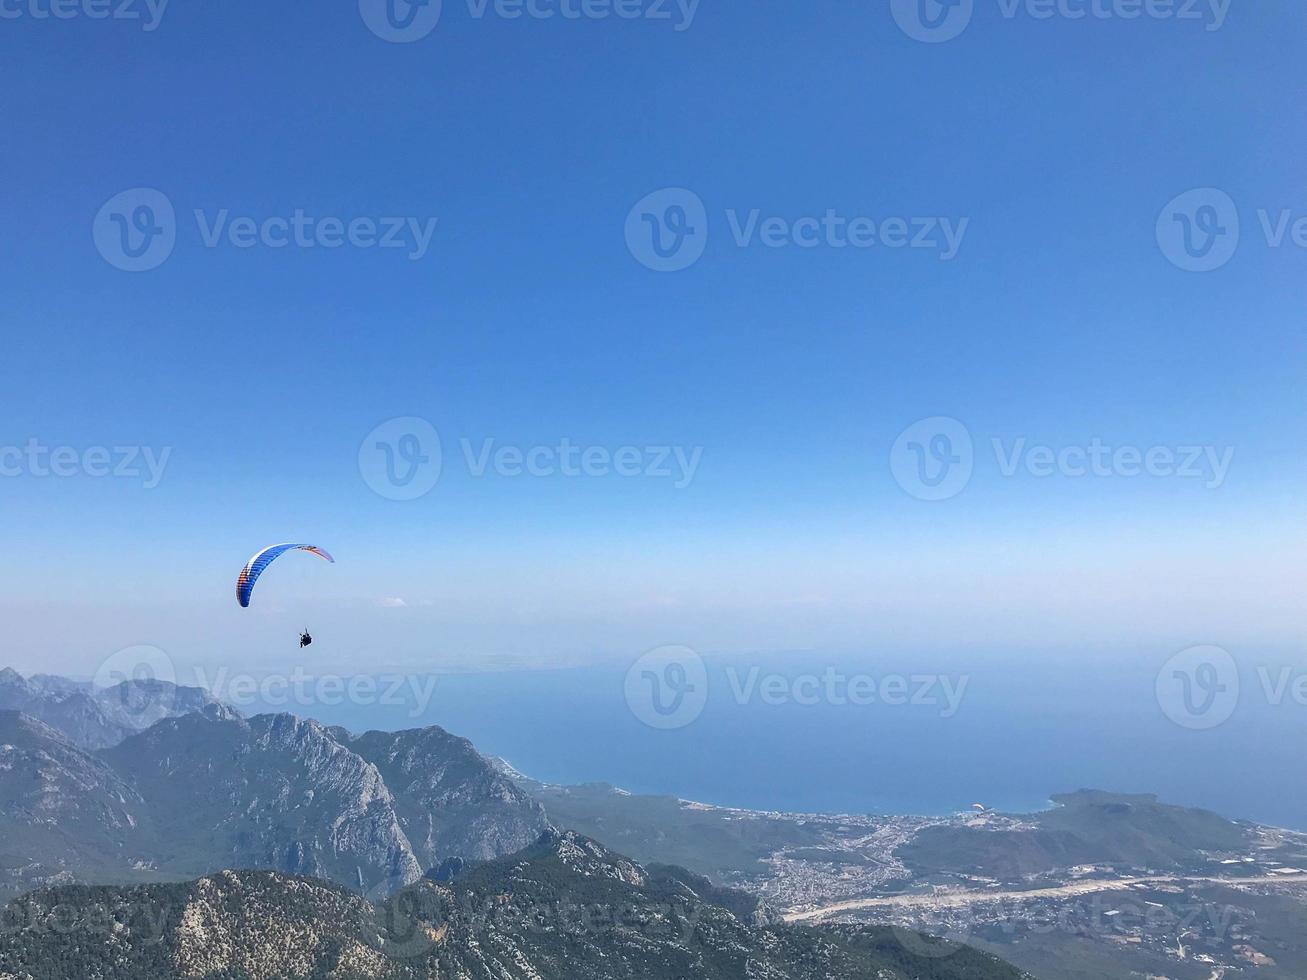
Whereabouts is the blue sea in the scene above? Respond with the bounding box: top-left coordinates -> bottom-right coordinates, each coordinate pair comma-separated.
236,649 -> 1307,831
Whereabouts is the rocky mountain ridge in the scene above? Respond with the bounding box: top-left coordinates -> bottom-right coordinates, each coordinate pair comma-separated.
0,831 -> 1033,980
350,726 -> 550,866
0,670 -> 550,902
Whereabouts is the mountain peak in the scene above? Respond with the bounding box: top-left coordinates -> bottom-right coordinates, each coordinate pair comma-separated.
446,829 -> 649,895
103,706 -> 423,896
538,826 -> 610,857
350,726 -> 551,867
199,700 -> 242,722
528,829 -> 648,884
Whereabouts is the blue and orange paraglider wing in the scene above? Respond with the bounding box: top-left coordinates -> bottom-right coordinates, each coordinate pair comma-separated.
236,543 -> 335,607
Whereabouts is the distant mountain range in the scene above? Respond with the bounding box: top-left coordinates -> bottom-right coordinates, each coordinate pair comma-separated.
0,667 -> 218,750
511,775 -> 1274,888
0,670 -> 549,901
12,665 -> 1298,980
0,668 -> 1038,978
0,831 -> 1031,980
895,789 -> 1253,879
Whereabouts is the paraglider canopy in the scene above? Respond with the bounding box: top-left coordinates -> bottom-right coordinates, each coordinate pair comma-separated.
236,543 -> 335,608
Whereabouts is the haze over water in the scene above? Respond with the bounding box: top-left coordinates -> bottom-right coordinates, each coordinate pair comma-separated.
233,648 -> 1307,832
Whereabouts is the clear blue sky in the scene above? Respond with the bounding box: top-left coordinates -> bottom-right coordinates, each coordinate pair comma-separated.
2,0 -> 1305,676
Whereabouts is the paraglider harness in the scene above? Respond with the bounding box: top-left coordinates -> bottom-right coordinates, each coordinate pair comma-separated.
300,630 -> 313,648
